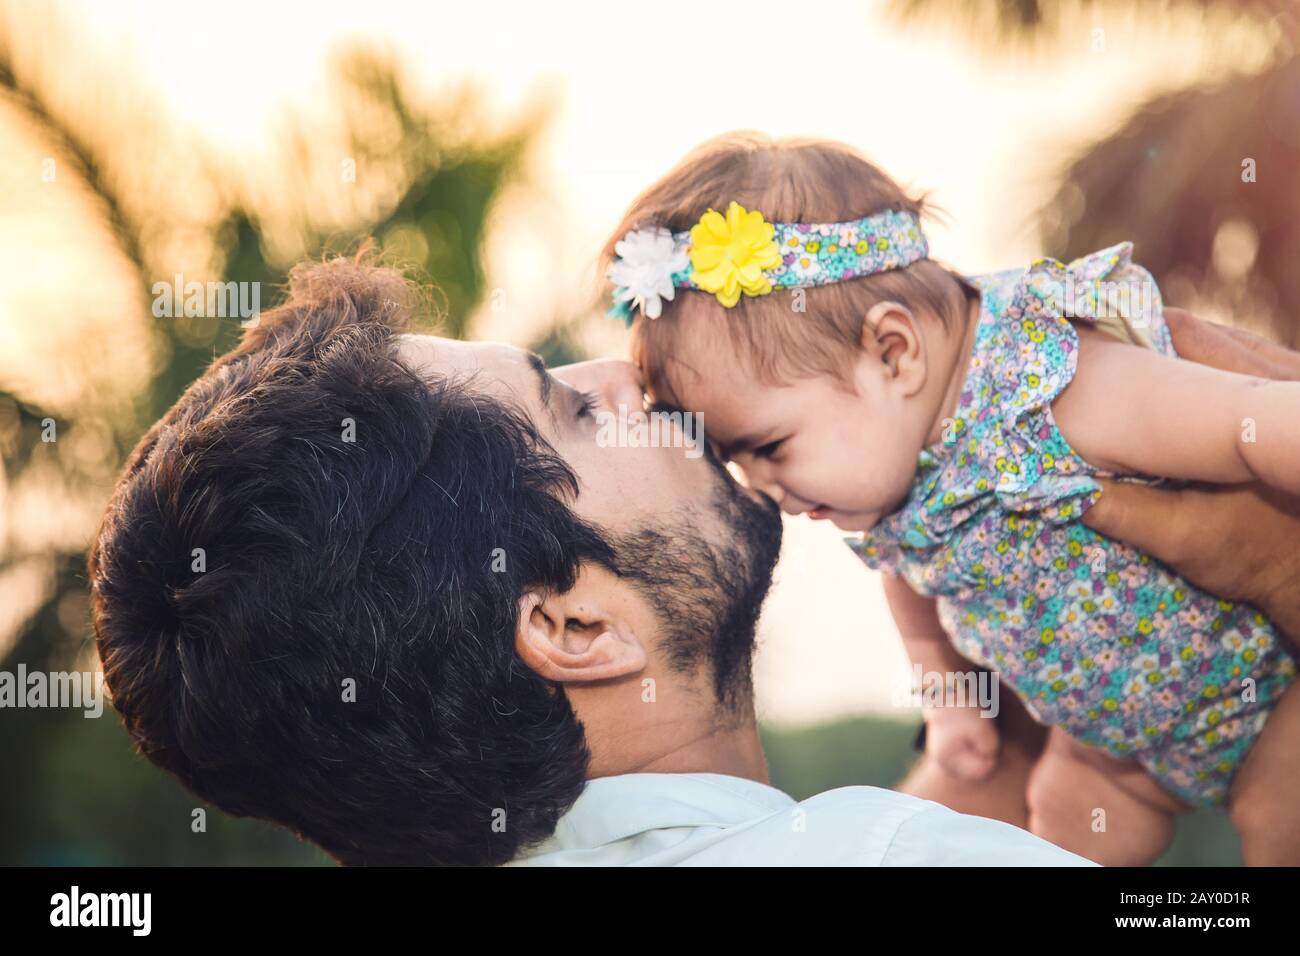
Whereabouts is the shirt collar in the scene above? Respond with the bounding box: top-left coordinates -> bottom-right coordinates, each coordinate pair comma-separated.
513,772 -> 795,861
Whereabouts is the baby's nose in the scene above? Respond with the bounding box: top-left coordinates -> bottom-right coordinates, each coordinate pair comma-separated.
736,463 -> 785,507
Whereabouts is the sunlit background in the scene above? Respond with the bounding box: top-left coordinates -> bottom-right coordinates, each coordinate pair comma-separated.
2,0 -> 1295,864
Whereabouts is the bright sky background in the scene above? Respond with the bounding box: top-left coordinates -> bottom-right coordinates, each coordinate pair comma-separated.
2,0 -> 1272,724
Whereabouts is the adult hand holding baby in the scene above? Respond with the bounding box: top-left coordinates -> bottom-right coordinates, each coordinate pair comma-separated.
1084,308 -> 1300,642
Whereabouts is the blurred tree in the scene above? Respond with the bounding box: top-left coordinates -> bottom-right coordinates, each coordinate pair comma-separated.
893,0 -> 1300,345
529,312 -> 592,368
0,33 -> 540,863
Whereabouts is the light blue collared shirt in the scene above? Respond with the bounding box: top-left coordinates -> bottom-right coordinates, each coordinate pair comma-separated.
508,772 -> 1095,866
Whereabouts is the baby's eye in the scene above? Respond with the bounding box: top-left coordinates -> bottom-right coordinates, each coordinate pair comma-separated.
754,438 -> 785,460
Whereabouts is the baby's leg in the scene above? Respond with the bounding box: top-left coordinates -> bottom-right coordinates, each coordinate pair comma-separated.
1027,727 -> 1183,865
1229,681 -> 1300,865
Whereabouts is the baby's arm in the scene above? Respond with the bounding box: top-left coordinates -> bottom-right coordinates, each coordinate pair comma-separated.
882,574 -> 999,781
1053,325 -> 1300,494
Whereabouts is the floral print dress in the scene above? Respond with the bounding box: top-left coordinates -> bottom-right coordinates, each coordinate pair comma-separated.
847,243 -> 1295,808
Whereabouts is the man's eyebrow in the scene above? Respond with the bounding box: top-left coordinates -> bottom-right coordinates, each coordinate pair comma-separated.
525,351 -> 553,411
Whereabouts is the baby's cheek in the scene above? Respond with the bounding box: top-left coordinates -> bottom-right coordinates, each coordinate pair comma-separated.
891,448 -> 929,505
781,457 -> 880,526
858,448 -> 919,512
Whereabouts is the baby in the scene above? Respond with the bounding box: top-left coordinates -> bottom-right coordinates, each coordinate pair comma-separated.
603,132 -> 1300,865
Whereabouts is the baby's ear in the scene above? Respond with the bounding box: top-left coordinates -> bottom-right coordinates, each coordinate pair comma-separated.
861,302 -> 924,383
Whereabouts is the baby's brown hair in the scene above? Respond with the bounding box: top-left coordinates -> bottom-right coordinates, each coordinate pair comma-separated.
603,132 -> 979,403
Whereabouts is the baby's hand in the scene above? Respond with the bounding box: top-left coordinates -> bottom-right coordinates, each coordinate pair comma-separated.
923,706 -> 1000,781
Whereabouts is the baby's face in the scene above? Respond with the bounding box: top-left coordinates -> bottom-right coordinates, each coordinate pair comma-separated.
656,348 -> 930,533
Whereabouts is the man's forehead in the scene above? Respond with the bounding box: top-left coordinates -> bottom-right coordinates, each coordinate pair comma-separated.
396,333 -> 519,374
396,334 -> 538,396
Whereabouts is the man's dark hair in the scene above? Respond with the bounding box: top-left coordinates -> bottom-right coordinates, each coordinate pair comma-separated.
89,255 -> 615,865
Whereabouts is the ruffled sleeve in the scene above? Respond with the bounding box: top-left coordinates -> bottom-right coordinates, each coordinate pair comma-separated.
846,244 -> 1169,585
991,242 -> 1166,523
1023,242 -> 1170,353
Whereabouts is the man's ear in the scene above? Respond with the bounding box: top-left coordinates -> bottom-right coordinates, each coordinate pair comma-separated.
514,568 -> 648,684
861,301 -> 926,393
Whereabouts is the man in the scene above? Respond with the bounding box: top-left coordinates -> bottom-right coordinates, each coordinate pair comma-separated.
89,258 -> 1300,865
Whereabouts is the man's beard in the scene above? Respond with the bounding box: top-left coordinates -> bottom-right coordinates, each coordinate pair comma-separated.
608,447 -> 782,713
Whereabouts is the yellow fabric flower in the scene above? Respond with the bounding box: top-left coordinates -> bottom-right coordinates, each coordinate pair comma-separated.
688,202 -> 781,308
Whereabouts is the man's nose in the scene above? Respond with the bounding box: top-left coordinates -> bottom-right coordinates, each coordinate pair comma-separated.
552,359 -> 645,412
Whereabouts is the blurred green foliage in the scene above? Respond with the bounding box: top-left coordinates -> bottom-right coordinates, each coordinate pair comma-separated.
0,43 -> 535,865
2,707 -> 1241,864
762,714 -> 1242,866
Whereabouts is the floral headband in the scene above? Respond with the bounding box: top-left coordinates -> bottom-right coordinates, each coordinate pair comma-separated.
607,202 -> 928,326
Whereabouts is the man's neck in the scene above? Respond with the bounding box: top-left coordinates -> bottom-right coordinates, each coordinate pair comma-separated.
629,711 -> 769,783
574,680 -> 770,785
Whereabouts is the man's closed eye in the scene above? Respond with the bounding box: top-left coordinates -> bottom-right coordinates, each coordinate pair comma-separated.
574,389 -> 599,420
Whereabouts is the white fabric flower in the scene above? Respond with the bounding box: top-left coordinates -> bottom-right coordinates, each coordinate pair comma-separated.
608,227 -> 690,320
